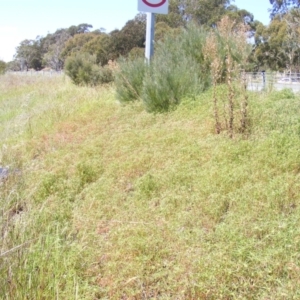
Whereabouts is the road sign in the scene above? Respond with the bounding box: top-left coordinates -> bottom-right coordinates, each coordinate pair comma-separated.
138,0 -> 169,14
138,0 -> 169,62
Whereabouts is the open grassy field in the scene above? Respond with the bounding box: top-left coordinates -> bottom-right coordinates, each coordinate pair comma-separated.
1,74 -> 300,299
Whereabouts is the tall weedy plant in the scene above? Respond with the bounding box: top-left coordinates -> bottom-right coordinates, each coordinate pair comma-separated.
205,16 -> 251,137
204,33 -> 223,134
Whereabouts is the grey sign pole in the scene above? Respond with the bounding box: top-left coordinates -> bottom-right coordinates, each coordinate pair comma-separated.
145,12 -> 155,61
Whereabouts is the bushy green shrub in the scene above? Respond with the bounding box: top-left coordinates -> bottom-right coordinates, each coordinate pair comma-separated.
64,53 -> 113,86
115,24 -> 212,112
141,26 -> 211,112
142,37 -> 204,112
128,47 -> 144,60
98,66 -> 114,84
179,24 -> 211,88
115,56 -> 147,103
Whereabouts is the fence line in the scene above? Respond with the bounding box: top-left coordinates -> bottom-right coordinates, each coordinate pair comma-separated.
5,70 -> 300,92
244,72 -> 300,92
7,70 -> 63,77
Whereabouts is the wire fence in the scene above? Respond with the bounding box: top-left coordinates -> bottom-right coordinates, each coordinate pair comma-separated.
245,72 -> 300,92
6,70 -> 63,77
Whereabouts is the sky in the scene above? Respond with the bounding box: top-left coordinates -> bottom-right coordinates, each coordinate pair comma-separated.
0,0 -> 273,62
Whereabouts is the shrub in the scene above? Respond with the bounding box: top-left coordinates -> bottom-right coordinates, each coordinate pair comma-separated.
115,24 -> 212,112
142,37 -> 204,112
179,24 -> 211,89
142,44 -> 201,112
64,53 -> 113,86
97,66 -> 114,84
128,47 -> 144,60
115,56 -> 147,103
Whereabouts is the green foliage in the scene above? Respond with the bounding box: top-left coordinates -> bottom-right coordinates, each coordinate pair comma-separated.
0,60 -> 6,74
179,24 -> 212,87
115,56 -> 147,102
127,47 -> 144,59
252,9 -> 300,71
59,17 -> 146,65
253,17 -> 288,71
82,34 -> 110,66
67,23 -> 93,36
186,0 -> 231,26
155,22 -> 176,43
14,39 -> 43,70
109,17 -> 146,60
116,24 -> 211,112
270,88 -> 295,100
156,0 -> 186,27
142,37 -> 204,112
64,53 -> 113,86
97,65 -> 114,84
61,33 -> 96,60
42,30 -> 71,71
9,2 -> 260,73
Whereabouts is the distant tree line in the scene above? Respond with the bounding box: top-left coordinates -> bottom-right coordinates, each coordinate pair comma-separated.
251,1 -> 300,72
1,0 -> 300,74
4,0 -> 254,72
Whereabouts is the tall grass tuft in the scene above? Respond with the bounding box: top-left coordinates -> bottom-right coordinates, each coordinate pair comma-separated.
115,56 -> 147,103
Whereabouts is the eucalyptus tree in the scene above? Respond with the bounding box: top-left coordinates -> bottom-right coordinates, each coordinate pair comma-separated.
156,0 -> 255,29
61,33 -> 97,60
270,0 -> 300,15
108,17 -> 146,59
14,39 -> 43,70
42,30 -> 71,70
81,34 -> 111,66
252,10 -> 300,71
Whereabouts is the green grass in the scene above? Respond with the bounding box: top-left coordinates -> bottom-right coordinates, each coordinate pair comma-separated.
1,74 -> 300,299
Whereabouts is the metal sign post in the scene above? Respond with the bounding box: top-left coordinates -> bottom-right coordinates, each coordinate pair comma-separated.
138,0 -> 169,61
145,13 -> 155,61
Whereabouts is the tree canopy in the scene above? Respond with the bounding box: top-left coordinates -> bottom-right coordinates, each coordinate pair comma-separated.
8,0 -> 300,73
270,0 -> 300,15
251,8 -> 300,71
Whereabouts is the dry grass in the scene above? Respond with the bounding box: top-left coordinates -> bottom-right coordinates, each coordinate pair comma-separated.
1,74 -> 300,299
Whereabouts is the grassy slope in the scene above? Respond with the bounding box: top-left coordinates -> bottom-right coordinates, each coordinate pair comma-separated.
1,75 -> 300,299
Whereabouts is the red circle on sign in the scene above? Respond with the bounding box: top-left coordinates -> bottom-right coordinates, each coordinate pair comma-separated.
142,0 -> 166,7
